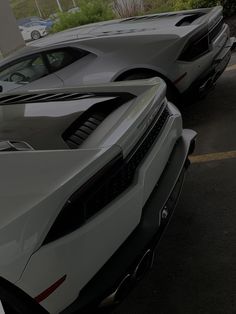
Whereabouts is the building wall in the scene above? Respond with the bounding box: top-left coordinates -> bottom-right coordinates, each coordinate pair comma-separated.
0,0 -> 25,56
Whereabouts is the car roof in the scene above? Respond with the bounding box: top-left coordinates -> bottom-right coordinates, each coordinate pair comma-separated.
1,9 -> 206,66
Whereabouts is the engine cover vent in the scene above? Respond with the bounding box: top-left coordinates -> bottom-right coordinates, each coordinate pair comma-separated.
0,141 -> 34,151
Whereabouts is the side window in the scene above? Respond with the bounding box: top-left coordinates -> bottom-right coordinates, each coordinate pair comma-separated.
0,55 -> 48,84
46,48 -> 87,73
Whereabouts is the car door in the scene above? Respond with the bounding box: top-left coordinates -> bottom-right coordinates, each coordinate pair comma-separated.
0,53 -> 63,93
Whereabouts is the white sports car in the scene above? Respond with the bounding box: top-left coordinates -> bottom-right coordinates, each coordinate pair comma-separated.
0,78 -> 196,313
19,23 -> 48,41
0,6 -> 234,101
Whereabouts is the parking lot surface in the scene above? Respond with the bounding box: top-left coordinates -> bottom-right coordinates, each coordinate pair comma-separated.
112,53 -> 236,314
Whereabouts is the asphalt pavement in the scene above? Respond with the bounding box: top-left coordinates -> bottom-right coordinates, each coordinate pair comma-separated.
112,53 -> 236,314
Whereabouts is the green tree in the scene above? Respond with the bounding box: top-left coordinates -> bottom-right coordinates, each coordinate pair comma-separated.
174,0 -> 236,16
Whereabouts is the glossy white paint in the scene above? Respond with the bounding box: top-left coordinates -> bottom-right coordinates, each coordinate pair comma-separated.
0,79 -> 186,313
0,6 -> 230,95
17,106 -> 182,314
19,25 -> 48,42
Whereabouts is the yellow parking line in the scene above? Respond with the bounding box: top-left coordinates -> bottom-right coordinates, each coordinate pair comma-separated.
190,150 -> 236,164
225,64 -> 236,72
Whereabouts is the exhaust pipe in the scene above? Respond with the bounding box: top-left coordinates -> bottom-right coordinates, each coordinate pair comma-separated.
99,274 -> 132,308
133,249 -> 155,281
99,249 -> 155,308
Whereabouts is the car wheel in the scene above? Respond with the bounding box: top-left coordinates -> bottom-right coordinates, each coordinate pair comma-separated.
122,73 -> 180,105
31,30 -> 41,40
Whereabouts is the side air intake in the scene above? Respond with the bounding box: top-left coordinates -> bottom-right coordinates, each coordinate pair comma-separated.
62,94 -> 135,149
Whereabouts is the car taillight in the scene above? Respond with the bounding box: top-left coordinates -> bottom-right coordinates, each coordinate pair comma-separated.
43,153 -> 124,244
178,33 -> 210,62
43,107 -> 170,245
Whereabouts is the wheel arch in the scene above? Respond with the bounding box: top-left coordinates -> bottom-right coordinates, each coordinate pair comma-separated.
114,67 -> 180,101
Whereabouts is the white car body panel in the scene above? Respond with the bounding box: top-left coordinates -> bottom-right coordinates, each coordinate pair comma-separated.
17,112 -> 182,314
0,6 -> 232,96
19,25 -> 48,41
0,80 -> 195,312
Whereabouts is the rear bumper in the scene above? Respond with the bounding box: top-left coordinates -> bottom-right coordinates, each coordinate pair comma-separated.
183,37 -> 234,99
61,129 -> 196,314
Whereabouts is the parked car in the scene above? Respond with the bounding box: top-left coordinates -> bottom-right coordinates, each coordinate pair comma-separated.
0,6 -> 234,99
19,23 -> 49,41
17,16 -> 53,28
0,78 -> 196,313
25,20 -> 54,30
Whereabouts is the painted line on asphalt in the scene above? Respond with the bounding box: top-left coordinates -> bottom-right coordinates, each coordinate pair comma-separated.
226,64 -> 236,72
190,150 -> 236,164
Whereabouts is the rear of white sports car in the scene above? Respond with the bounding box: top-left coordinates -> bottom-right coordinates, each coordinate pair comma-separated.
0,79 -> 196,313
170,6 -> 234,96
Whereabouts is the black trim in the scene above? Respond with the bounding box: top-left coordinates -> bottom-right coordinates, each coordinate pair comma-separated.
43,154 -> 124,244
178,27 -> 210,62
0,91 -> 135,106
175,13 -> 203,26
63,93 -> 135,149
61,130 -> 196,314
209,18 -> 224,43
43,106 -> 170,244
182,45 -> 232,100
0,277 -> 48,314
178,19 -> 224,62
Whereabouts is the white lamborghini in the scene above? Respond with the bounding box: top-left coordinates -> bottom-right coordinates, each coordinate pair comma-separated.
0,78 -> 196,313
0,6 -> 234,102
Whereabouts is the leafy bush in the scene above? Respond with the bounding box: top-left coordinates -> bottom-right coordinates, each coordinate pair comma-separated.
174,0 -> 236,16
52,0 -> 114,33
49,0 -> 236,34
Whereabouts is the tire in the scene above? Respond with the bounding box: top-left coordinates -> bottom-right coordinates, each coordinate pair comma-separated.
31,30 -> 41,41
121,73 -> 180,105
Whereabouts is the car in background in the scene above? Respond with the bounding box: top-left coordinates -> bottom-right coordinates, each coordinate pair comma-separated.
19,23 -> 49,41
0,79 -> 196,313
17,16 -> 53,28
0,6 -> 234,99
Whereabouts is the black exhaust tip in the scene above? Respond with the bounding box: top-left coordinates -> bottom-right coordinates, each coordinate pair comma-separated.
133,249 -> 155,281
99,250 -> 155,309
99,274 -> 132,308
